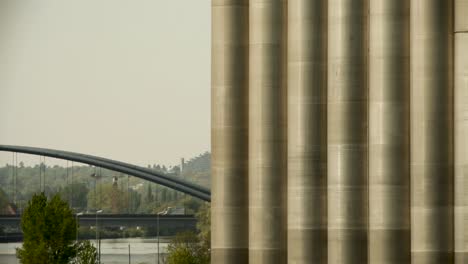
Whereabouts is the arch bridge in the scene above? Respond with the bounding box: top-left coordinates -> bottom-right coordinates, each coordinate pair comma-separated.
0,145 -> 210,202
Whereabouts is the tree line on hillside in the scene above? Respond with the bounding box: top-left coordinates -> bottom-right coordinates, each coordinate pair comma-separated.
0,152 -> 211,216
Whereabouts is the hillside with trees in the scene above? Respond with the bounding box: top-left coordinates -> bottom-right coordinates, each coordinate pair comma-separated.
0,152 -> 211,216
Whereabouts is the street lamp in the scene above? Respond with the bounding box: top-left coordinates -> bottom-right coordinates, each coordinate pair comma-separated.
157,213 -> 159,264
96,209 -> 103,264
90,172 -> 102,211
76,212 -> 83,242
157,210 -> 165,264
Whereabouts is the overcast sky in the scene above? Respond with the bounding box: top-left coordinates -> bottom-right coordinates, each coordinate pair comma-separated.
0,0 -> 211,167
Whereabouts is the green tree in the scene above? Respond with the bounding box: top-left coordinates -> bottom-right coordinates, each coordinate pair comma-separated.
59,183 -> 89,210
129,189 -> 141,213
165,231 -> 209,264
87,183 -> 129,213
196,203 -> 211,250
165,205 -> 210,264
145,184 -> 154,203
110,181 -> 121,213
0,187 -> 9,214
16,193 -> 78,264
71,241 -> 98,264
161,188 -> 168,203
182,197 -> 202,214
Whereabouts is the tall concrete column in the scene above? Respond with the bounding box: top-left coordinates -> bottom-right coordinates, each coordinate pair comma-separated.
211,1 -> 249,263
327,0 -> 368,263
455,0 -> 468,263
287,0 -> 327,263
369,0 -> 410,263
249,0 -> 287,263
410,0 -> 453,263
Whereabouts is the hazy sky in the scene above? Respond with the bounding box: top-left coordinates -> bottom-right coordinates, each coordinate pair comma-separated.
0,0 -> 211,167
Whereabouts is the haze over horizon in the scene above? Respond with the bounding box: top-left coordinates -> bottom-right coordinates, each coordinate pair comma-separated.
0,0 -> 211,167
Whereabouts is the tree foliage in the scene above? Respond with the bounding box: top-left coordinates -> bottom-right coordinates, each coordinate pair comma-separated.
17,193 -> 78,264
87,183 -> 131,213
165,205 -> 211,264
0,187 -> 9,214
59,183 -> 89,209
71,241 -> 98,264
145,184 -> 154,203
165,231 -> 210,264
16,193 -> 99,263
196,203 -> 210,250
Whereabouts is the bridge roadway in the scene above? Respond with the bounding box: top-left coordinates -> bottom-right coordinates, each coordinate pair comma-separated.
0,214 -> 197,229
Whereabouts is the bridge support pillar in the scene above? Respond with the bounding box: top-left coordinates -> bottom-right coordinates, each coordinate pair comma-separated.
455,0 -> 468,263
211,1 -> 249,263
410,0 -> 454,263
327,0 -> 369,263
287,0 -> 327,263
248,1 -> 287,263
369,0 -> 411,263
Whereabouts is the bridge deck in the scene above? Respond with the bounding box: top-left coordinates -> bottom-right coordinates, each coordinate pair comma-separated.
0,214 -> 197,228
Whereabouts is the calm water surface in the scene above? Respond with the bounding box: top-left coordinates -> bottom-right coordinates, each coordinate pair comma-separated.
0,238 -> 169,264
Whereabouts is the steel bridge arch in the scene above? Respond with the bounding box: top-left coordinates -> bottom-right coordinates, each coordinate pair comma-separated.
0,145 -> 210,202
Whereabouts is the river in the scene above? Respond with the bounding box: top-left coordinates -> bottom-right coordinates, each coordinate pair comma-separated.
0,238 -> 169,264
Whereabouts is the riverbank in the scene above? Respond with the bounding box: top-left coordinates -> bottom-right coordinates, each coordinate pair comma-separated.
0,237 -> 170,264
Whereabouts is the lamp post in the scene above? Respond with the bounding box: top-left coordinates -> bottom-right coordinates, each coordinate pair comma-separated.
157,213 -> 160,264
91,171 -> 104,262
157,210 -> 165,264
75,212 -> 83,242
96,209 -> 103,263
90,172 -> 102,211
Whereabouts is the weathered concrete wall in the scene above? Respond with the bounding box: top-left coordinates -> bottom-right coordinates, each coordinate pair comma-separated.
455,0 -> 468,263
249,0 -> 287,263
410,0 -> 454,263
211,1 -> 249,263
327,0 -> 368,263
369,0 -> 410,263
287,1 -> 327,263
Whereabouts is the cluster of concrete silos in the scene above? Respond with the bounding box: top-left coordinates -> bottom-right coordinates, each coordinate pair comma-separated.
211,0 -> 468,263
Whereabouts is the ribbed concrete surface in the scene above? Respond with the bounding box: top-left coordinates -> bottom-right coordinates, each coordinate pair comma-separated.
211,1 -> 249,263
455,0 -> 468,33
327,0 -> 368,263
455,33 -> 468,264
287,1 -> 327,263
210,1 -> 466,263
369,0 -> 410,263
455,1 -> 468,263
249,0 -> 287,263
410,0 -> 454,263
